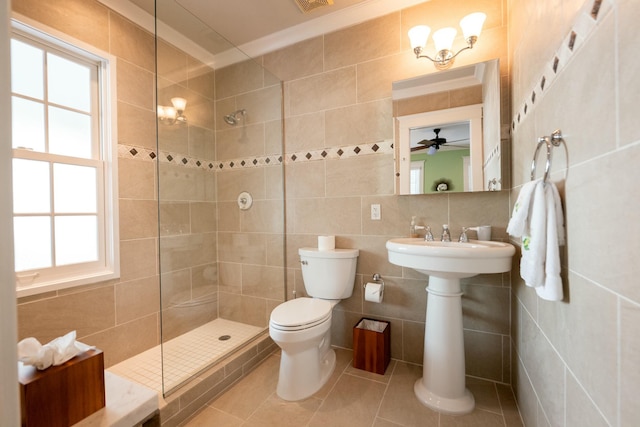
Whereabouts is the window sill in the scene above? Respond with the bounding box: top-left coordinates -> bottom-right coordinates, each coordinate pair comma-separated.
16,269 -> 120,299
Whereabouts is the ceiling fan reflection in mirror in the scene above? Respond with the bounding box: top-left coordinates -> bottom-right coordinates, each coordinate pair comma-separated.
412,128 -> 469,155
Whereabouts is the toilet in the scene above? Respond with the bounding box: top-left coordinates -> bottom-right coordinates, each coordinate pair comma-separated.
269,247 -> 359,401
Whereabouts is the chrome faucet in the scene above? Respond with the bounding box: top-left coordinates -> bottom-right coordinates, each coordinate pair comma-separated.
413,225 -> 435,241
424,226 -> 434,241
458,227 -> 469,242
441,224 -> 451,242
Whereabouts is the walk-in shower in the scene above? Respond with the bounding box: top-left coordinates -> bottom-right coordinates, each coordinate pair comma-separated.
109,0 -> 285,397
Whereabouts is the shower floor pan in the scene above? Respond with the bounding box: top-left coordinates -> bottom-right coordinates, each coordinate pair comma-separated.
108,318 -> 263,393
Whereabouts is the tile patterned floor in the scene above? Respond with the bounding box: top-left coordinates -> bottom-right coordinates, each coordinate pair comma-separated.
107,318 -> 263,393
183,348 -> 525,427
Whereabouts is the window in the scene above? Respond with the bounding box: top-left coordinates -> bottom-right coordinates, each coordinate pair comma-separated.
11,20 -> 119,297
409,161 -> 424,194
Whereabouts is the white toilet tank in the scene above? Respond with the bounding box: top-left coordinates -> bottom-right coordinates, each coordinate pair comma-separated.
299,248 -> 359,300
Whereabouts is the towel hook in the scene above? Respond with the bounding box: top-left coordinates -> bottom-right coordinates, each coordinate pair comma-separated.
531,129 -> 564,182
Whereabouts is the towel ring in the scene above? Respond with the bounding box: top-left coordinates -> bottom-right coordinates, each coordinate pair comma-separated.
531,129 -> 564,182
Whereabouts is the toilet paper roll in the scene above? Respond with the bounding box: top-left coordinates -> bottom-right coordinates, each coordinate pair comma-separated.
318,235 -> 335,251
364,282 -> 383,303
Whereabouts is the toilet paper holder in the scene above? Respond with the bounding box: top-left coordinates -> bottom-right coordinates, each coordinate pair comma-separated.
364,273 -> 385,295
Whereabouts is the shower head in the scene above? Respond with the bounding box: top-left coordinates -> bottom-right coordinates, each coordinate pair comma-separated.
223,109 -> 246,126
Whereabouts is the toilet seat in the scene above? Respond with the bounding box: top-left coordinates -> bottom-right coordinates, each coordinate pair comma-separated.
270,298 -> 331,331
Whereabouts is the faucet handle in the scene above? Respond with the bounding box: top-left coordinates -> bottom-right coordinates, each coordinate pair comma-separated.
441,224 -> 451,242
459,227 -> 470,242
425,226 -> 434,241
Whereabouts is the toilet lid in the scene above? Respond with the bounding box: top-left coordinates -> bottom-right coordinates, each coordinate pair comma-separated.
270,297 -> 331,328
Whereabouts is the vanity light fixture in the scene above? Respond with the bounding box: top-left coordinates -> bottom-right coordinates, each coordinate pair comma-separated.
408,12 -> 486,70
158,97 -> 187,125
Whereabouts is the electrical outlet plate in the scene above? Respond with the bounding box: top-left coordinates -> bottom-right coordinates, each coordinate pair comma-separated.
371,204 -> 381,220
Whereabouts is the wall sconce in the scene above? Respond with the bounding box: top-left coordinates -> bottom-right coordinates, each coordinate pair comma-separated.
158,97 -> 187,125
408,12 -> 486,70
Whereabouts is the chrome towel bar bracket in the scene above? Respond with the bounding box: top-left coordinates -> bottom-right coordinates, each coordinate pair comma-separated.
531,129 -> 565,182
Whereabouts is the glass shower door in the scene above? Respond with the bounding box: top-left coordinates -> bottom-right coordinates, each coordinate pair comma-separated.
154,0 -> 285,395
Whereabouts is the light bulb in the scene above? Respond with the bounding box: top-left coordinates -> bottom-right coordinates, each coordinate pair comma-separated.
460,12 -> 486,41
432,27 -> 456,53
427,146 -> 437,155
171,97 -> 187,112
408,25 -> 431,50
164,106 -> 177,120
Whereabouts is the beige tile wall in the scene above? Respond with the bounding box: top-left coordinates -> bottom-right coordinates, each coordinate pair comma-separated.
508,0 -> 640,425
258,0 -> 513,381
156,27 -> 221,342
209,47 -> 286,330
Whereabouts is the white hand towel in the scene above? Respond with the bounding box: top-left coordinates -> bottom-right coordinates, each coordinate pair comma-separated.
519,181 -> 547,288
550,183 -> 565,246
507,178 -> 542,237
536,183 -> 565,301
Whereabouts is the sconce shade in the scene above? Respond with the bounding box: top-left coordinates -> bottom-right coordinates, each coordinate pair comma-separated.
409,11 -> 485,69
460,12 -> 486,40
164,106 -> 177,120
171,97 -> 187,112
432,27 -> 456,52
158,97 -> 188,124
408,25 -> 430,50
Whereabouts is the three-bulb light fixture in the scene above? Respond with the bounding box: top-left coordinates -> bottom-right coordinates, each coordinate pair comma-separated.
408,12 -> 486,70
157,97 -> 187,125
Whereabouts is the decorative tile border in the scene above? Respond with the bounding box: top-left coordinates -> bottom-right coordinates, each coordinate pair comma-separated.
484,143 -> 501,169
284,140 -> 394,165
511,0 -> 613,133
118,140 -> 394,171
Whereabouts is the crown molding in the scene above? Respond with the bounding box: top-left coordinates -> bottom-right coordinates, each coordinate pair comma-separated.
100,0 -> 427,69
228,0 -> 427,61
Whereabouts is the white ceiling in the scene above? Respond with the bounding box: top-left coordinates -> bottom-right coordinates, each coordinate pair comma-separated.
107,0 -> 427,64
172,0 -> 370,46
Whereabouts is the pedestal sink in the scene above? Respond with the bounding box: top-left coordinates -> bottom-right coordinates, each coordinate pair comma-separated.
386,237 -> 515,415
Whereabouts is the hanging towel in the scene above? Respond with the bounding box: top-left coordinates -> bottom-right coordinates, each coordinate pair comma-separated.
519,181 -> 547,288
506,178 -> 542,237
536,183 -> 565,301
507,180 -> 566,301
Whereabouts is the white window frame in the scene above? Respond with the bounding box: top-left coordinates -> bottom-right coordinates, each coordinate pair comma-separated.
409,160 -> 424,194
11,16 -> 119,298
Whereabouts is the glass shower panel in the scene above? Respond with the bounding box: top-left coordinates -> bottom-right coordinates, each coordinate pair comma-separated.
154,0 -> 285,395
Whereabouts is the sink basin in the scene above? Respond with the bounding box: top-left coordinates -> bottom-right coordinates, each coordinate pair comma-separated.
386,238 -> 515,278
386,237 -> 515,415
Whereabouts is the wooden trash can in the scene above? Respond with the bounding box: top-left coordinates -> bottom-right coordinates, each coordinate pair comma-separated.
19,349 -> 106,427
353,318 -> 391,375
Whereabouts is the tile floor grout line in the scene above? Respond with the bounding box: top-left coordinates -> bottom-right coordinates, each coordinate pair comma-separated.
184,348 -> 525,427
372,360 -> 398,426
493,381 -> 509,427
305,354 -> 350,427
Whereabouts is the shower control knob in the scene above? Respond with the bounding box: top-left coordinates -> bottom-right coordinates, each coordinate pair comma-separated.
237,191 -> 253,210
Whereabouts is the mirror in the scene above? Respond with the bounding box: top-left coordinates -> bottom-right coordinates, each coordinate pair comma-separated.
393,59 -> 502,194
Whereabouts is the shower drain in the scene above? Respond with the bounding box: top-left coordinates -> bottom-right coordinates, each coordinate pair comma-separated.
218,335 -> 231,341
